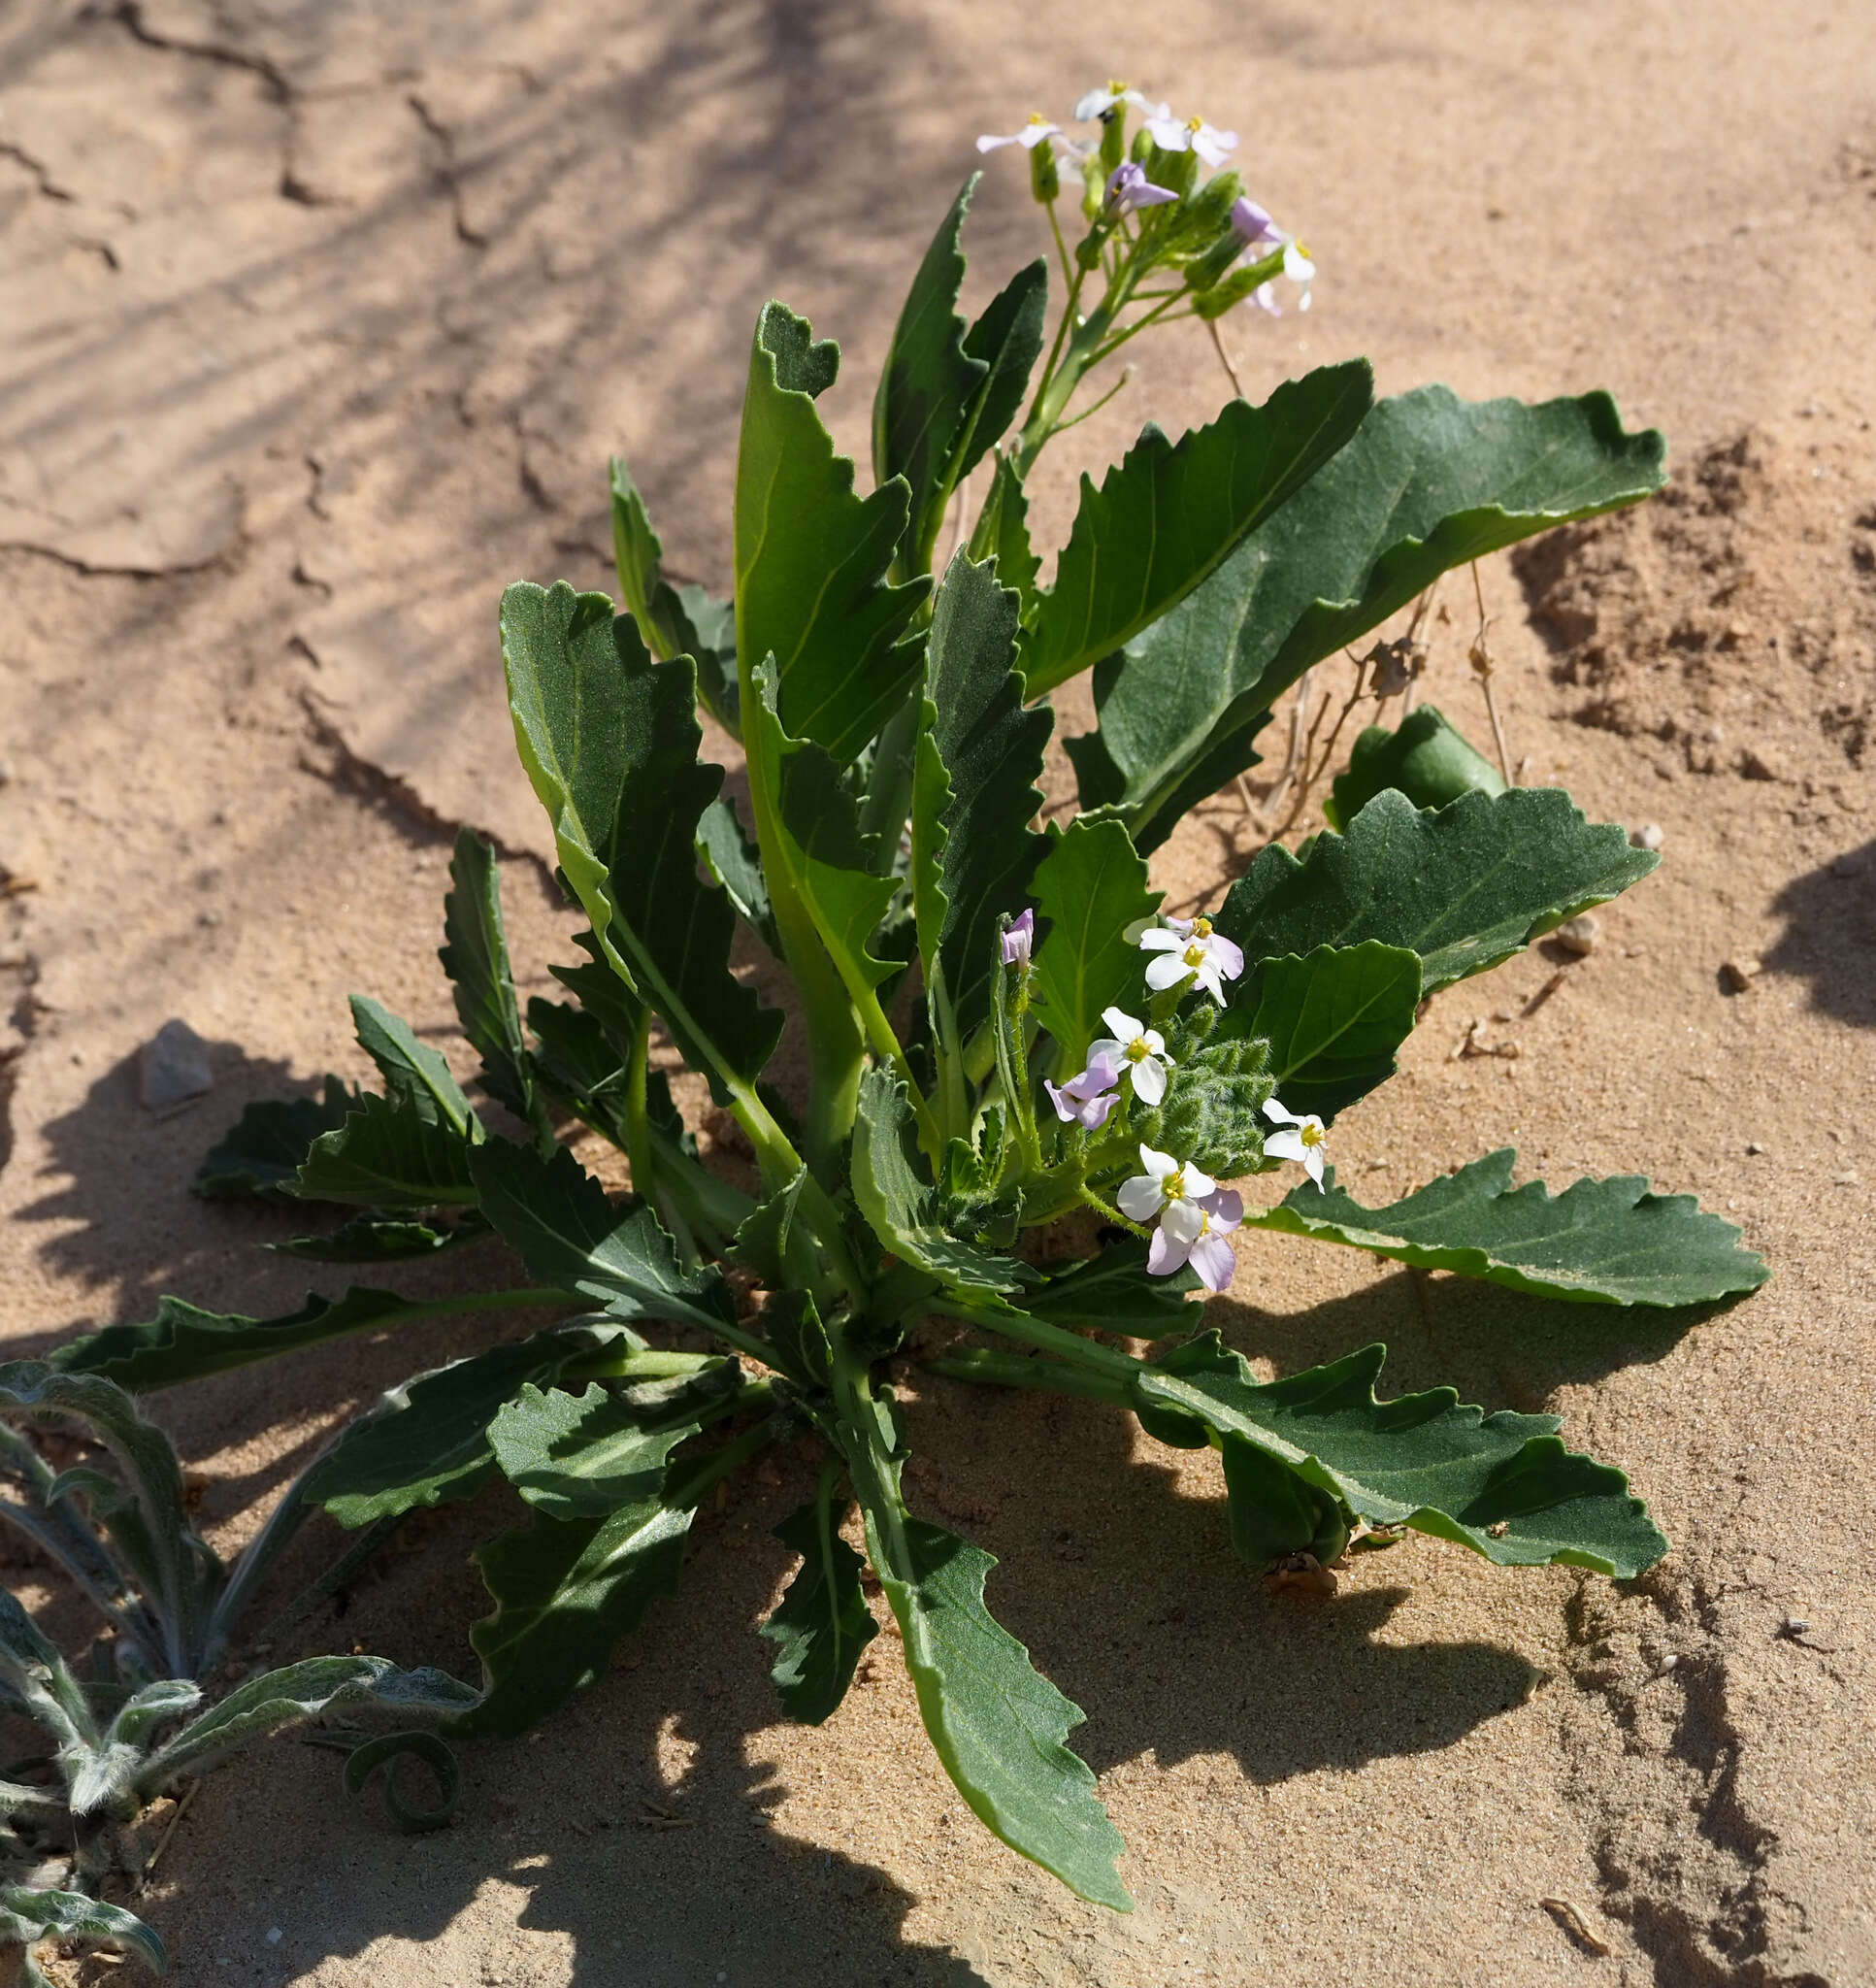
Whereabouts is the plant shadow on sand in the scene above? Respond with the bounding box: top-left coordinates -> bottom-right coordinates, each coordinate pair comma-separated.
1764,837 -> 1876,1030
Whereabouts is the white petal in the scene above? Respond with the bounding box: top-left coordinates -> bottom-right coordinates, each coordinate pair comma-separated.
1302,1145 -> 1326,1187
1264,1129 -> 1304,1164
1101,1007 -> 1141,1039
1140,1143 -> 1177,1178
1019,122 -> 1061,149
1163,915 -> 1195,938
1208,933 -> 1246,979
1298,290 -> 1312,312
1140,1027 -> 1166,1055
1131,1056 -> 1167,1107
975,134 -> 1019,152
1262,1097 -> 1300,1127
1087,1036 -> 1123,1065
1146,116 -> 1188,149
1284,244 -> 1315,282
1144,952 -> 1189,991
1117,1174 -> 1165,1222
1073,88 -> 1113,120
1136,928 -> 1182,952
1160,1198 -> 1205,1244
1196,962 -> 1228,1003
1182,1163 -> 1216,1201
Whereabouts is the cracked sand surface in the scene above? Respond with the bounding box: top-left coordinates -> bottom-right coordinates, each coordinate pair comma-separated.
2,2 -> 1874,1982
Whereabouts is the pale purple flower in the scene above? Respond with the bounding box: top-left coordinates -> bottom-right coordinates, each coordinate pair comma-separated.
1230,196 -> 1281,248
1262,1096 -> 1328,1188
1001,907 -> 1035,971
1088,1005 -> 1171,1106
1045,1047 -> 1122,1130
1074,82 -> 1160,122
1117,1143 -> 1214,1227
977,114 -> 1062,153
1143,112 -> 1238,168
1152,1187 -> 1243,1290
1105,160 -> 1178,214
1137,912 -> 1244,1004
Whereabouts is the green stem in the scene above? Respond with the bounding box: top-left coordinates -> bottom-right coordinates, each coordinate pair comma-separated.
828,1351 -> 910,1571
927,1296 -> 1142,1381
924,1348 -> 1134,1406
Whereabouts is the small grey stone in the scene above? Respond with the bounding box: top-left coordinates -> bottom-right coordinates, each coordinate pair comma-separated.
1630,822 -> 1664,851
140,1018 -> 214,1113
1556,913 -> 1601,956
1721,956 -> 1761,993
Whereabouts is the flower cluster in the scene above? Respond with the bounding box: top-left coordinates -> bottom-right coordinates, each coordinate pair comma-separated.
976,83 -> 1315,318
1021,902 -> 1329,1292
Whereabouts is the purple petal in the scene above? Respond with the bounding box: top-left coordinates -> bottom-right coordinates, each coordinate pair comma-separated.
1189,1234 -> 1236,1292
1043,1080 -> 1079,1124
1201,1188 -> 1244,1232
1209,933 -> 1245,977
1079,1090 -> 1119,1131
1147,1224 -> 1192,1276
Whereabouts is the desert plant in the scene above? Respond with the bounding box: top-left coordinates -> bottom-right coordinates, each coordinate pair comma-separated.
49,86 -> 1765,1908
0,1365 -> 476,1980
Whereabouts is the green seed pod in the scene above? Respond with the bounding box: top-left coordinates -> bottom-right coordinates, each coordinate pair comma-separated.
1075,232 -> 1103,271
1081,152 -> 1106,222
1185,230 -> 1246,294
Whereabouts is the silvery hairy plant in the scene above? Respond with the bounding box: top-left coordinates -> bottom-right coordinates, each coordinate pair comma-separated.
0,1366 -> 476,1980
49,85 -> 1766,1906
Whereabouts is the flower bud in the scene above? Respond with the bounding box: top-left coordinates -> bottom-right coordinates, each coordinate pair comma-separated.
1028,138 -> 1060,205
1191,248 -> 1284,319
1075,232 -> 1103,271
1100,109 -> 1128,176
1081,152 -> 1106,222
1142,143 -> 1198,200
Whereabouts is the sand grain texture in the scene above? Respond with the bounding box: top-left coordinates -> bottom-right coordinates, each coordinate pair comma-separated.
1,2 -> 1873,1982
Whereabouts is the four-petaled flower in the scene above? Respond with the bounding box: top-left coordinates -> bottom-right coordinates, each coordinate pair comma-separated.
1001,907 -> 1035,971
1144,111 -> 1238,168
1251,241 -> 1316,316
1117,1143 -> 1215,1227
1262,1096 -> 1328,1188
1137,912 -> 1245,1004
1088,1006 -> 1171,1106
1154,1187 -> 1243,1290
1073,81 -> 1158,122
1044,1048 -> 1122,1130
976,113 -> 1062,153
1105,160 -> 1178,214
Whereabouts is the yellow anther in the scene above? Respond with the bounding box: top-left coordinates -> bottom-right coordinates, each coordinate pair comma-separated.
1191,916 -> 1212,939
1187,116 -> 1204,133
1183,941 -> 1206,967
1300,1122 -> 1325,1147
1165,1171 -> 1187,1202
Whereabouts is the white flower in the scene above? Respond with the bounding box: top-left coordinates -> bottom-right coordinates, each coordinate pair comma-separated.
1262,1096 -> 1328,1188
1073,81 -> 1158,122
1117,1143 -> 1214,1226
1137,912 -> 1245,1004
1143,112 -> 1238,168
1089,1006 -> 1172,1106
1244,238 -> 1315,316
976,114 -> 1062,153
1151,1187 -> 1243,1290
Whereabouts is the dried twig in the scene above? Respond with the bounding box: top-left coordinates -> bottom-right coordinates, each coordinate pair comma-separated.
1271,650 -> 1369,839
1539,1897 -> 1611,1956
1468,560 -> 1516,785
135,1782 -> 199,1894
1206,317 -> 1245,400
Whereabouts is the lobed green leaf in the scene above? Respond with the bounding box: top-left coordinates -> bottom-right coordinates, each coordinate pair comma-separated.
1022,361 -> 1374,697
1072,384 -> 1666,848
1135,1334 -> 1666,1576
737,301 -> 928,766
1028,818 -> 1160,1072
1251,1151 -> 1770,1307
1227,941 -> 1422,1123
1216,786 -> 1659,994
761,1495 -> 878,1725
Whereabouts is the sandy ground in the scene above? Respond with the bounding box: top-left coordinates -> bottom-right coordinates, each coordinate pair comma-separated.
3,1 -> 1875,1982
